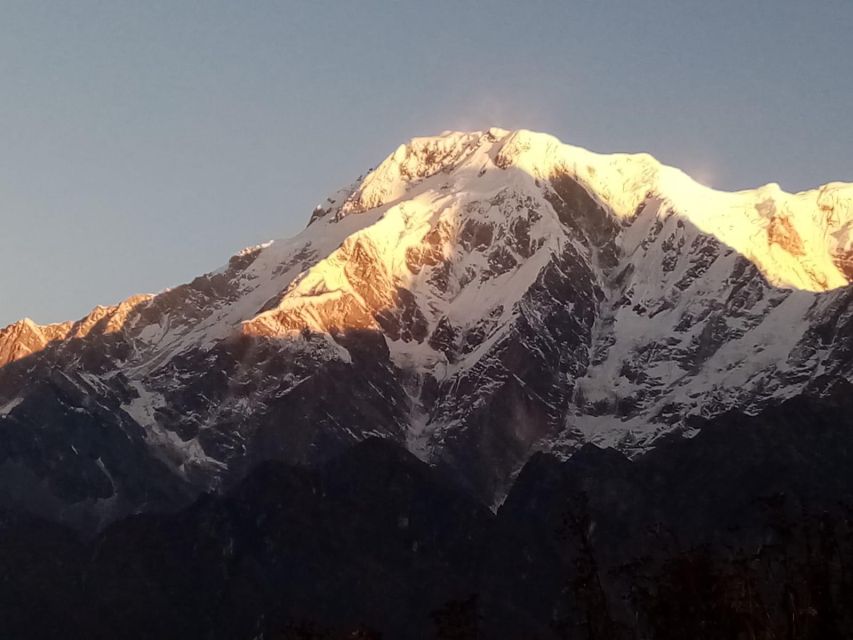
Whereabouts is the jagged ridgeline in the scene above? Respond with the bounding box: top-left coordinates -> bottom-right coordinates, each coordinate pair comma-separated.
1,128 -> 852,534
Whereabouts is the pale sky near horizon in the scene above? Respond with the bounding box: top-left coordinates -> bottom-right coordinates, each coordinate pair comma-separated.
1,1 -> 851,327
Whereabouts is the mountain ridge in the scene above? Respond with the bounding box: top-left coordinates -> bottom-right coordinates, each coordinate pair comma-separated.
4,395 -> 853,638
1,128 -> 852,526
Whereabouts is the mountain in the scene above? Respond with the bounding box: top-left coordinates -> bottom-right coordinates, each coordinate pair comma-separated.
1,128 -> 852,529
4,395 -> 853,639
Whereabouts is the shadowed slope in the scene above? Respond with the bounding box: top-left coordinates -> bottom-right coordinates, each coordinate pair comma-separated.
3,397 -> 853,638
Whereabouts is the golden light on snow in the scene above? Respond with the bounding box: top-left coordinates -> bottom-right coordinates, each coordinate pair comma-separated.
240,128 -> 853,357
3,129 -> 852,379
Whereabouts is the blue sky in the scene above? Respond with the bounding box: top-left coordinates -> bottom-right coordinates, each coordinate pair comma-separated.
1,0 -> 851,326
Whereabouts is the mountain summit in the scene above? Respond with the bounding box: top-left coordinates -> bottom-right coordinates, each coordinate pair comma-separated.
2,128 -> 852,527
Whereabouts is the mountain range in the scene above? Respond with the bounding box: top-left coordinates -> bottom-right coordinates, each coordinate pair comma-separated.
2,128 -> 851,529
2,128 -> 853,638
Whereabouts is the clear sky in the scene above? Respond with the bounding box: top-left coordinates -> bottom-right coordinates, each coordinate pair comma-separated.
1,1 -> 851,327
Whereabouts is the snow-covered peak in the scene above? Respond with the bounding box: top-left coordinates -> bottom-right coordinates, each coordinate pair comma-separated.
316,129 -> 851,292
5,129 -> 851,374
2,126 -> 853,512
337,130 -> 492,216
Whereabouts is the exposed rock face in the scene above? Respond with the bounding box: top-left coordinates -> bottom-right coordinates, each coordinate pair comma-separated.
1,128 -> 852,525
